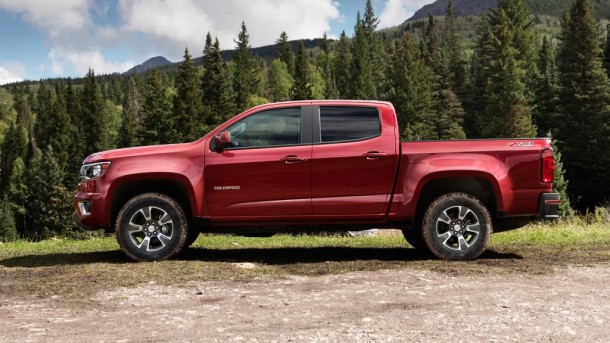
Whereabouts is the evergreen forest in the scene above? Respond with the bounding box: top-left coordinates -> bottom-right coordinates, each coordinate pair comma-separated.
1,0 -> 609,241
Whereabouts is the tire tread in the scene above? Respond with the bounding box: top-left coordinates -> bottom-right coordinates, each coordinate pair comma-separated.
421,192 -> 492,261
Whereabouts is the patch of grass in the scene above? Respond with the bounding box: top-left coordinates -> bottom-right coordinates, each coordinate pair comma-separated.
491,221 -> 610,248
0,222 -> 608,301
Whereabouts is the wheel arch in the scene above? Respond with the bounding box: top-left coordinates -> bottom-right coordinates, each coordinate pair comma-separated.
109,176 -> 195,230
413,173 -> 499,225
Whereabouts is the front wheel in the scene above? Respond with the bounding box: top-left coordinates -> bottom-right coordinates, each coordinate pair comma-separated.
421,193 -> 492,261
402,225 -> 428,252
115,193 -> 188,262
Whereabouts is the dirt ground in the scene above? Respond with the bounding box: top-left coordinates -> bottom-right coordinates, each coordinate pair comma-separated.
1,261 -> 609,342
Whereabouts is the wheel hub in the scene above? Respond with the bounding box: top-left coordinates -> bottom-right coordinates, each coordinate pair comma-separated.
127,206 -> 174,252
435,205 -> 481,251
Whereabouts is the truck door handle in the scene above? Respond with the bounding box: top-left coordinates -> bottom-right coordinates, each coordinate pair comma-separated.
365,151 -> 388,160
281,155 -> 307,163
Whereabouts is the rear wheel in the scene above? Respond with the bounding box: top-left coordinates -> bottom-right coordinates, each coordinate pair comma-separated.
115,193 -> 188,262
421,193 -> 492,261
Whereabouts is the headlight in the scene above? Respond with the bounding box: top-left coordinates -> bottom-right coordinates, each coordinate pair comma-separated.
80,162 -> 111,181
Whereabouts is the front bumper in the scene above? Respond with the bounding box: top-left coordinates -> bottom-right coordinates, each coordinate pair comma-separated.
538,193 -> 560,219
74,191 -> 110,230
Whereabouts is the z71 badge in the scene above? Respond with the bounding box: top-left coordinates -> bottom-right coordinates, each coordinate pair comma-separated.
508,141 -> 534,147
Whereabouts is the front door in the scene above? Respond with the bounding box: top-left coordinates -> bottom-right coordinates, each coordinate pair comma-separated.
205,106 -> 312,219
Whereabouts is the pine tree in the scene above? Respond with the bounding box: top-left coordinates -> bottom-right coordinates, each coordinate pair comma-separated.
26,148 -> 70,239
201,32 -> 216,126
33,82 -> 54,149
535,36 -> 559,136
46,86 -> 76,177
604,24 -> 610,78
324,74 -> 339,100
435,89 -> 466,140
216,61 -> 237,123
275,31 -> 294,74
66,81 -> 86,175
385,34 -> 435,140
118,76 -> 142,148
7,157 -> 27,236
173,48 -> 203,142
363,0 -> 385,96
549,137 -> 574,217
556,0 -> 610,210
463,19 -> 491,138
0,198 -> 17,242
267,59 -> 293,102
333,31 -> 351,98
425,10 -> 466,140
350,9 -> 377,99
233,22 -> 259,111
81,69 -> 109,153
140,69 -> 172,145
0,122 -> 28,193
292,40 -> 313,100
424,14 -> 442,76
202,36 -> 234,126
316,32 -> 336,99
320,32 -> 330,55
444,0 -> 466,96
476,0 -> 538,138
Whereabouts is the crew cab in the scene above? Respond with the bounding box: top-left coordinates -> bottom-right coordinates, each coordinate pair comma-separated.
74,100 -> 559,261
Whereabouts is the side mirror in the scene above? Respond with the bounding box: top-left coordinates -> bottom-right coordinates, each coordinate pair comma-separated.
213,131 -> 232,152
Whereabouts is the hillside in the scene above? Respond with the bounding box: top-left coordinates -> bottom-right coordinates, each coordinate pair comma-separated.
124,56 -> 172,75
410,0 -> 497,20
129,38 -> 328,74
409,0 -> 610,21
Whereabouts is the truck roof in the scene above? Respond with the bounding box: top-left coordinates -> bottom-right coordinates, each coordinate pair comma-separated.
245,100 -> 395,113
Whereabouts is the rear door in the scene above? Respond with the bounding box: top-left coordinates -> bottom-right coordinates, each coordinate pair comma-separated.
311,106 -> 398,216
205,106 -> 313,219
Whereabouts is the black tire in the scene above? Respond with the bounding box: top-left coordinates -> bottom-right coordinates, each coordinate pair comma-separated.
184,229 -> 200,248
115,193 -> 188,262
421,193 -> 492,261
402,225 -> 428,251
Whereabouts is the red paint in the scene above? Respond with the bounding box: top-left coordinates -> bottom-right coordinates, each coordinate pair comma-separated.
74,100 -> 556,231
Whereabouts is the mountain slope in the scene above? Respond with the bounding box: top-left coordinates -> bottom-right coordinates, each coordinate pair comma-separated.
124,56 -> 172,75
410,0 -> 497,20
153,38 -> 327,73
409,0 -> 610,21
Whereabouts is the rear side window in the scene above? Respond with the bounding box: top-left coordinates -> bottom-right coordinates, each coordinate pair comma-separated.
320,106 -> 381,143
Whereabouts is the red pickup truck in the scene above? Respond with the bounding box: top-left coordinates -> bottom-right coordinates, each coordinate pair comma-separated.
74,100 -> 559,261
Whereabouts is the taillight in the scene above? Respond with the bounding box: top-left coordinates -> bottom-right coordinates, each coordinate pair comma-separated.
541,149 -> 554,184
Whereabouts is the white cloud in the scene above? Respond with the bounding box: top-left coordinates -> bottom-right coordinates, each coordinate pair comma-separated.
1,0 -> 343,78
0,67 -> 23,85
379,0 -> 435,29
0,0 -> 91,36
48,48 -> 134,76
118,0 -> 341,58
3,61 -> 26,79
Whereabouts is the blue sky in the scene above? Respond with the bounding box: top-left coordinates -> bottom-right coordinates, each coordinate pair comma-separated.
0,0 -> 433,84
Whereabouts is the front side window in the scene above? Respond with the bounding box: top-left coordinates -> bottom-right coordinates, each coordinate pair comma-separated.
320,106 -> 381,143
224,107 -> 302,149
